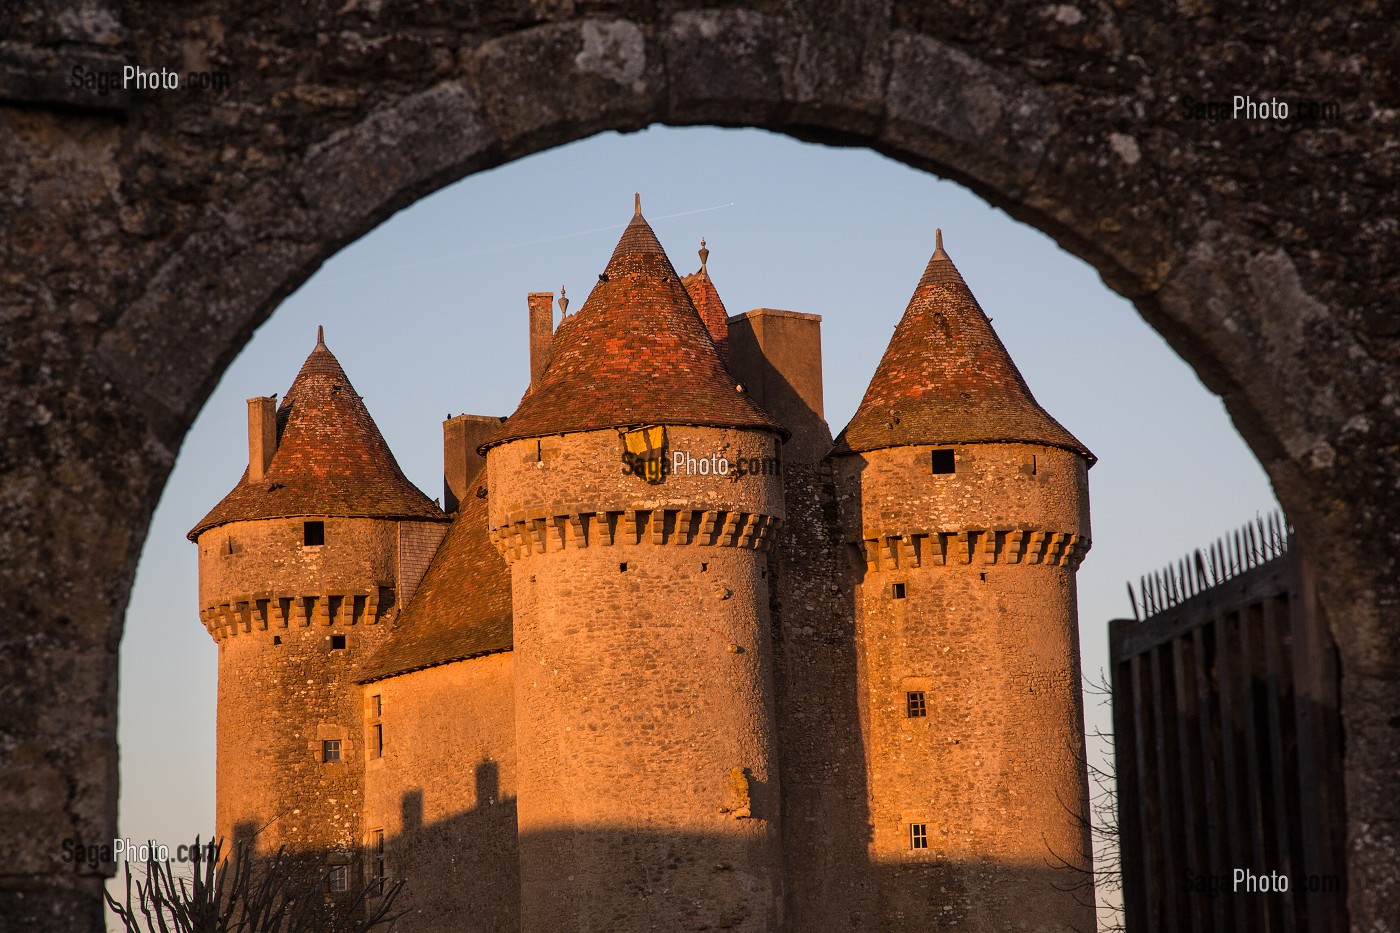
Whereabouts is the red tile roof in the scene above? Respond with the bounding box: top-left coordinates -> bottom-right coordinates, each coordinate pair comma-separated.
834,232 -> 1094,461
358,491 -> 511,683
189,332 -> 446,540
681,238 -> 729,360
481,203 -> 785,451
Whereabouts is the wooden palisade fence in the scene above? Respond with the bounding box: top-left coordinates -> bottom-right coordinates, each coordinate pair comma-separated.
1110,514 -> 1347,932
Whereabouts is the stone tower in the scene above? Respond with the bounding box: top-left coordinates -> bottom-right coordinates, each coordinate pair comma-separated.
480,201 -> 788,932
831,232 -> 1096,930
189,330 -> 447,875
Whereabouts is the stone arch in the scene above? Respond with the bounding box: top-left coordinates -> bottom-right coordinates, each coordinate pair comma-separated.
2,7 -> 1395,930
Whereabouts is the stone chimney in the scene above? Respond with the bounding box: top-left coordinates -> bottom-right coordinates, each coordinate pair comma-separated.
727,309 -> 831,462
246,396 -> 277,482
443,414 -> 503,513
528,292 -> 555,391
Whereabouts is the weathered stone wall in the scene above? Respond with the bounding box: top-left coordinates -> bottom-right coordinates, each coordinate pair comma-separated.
489,427 -> 785,933
197,517 -> 398,612
833,442 -> 1093,930
362,654 -> 519,933
833,444 -> 1090,542
215,622 -> 379,858
197,515 -> 437,902
487,425 -> 785,528
766,459 -> 879,930
2,3 -> 1398,929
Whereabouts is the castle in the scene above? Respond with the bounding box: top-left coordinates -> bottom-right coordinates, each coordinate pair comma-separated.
190,199 -> 1096,932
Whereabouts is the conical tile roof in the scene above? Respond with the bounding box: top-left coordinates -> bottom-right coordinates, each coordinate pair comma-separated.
834,232 -> 1093,461
189,330 -> 446,540
481,200 -> 784,451
681,238 -> 729,360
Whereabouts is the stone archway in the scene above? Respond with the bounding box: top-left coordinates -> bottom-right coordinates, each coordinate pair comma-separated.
2,5 -> 1395,929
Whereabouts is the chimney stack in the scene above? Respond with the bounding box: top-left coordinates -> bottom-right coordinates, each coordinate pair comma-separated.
247,396 -> 278,483
443,414 -> 503,513
727,309 -> 831,463
528,292 -> 555,391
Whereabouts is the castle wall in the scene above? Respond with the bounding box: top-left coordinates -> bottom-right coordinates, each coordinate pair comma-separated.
197,516 -> 437,880
487,426 -> 786,933
834,443 -> 1089,537
767,460 -> 880,930
198,517 -> 397,610
486,425 -> 785,523
215,623 -> 380,856
361,653 -> 519,933
832,442 -> 1095,931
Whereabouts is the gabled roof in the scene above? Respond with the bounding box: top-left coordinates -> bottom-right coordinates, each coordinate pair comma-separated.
834,232 -> 1093,461
480,199 -> 784,451
358,491 -> 512,684
189,331 -> 445,540
681,238 -> 729,360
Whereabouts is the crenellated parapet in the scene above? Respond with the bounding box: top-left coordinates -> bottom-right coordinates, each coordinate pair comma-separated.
489,505 -> 781,562
858,527 -> 1090,572
199,587 -> 395,641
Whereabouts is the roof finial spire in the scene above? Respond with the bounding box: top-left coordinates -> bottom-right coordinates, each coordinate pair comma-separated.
316,324 -> 326,347
634,192 -> 641,215
934,228 -> 945,256
558,285 -> 569,316
699,237 -> 709,273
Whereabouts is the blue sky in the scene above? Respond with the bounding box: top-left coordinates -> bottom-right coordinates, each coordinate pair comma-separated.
115,126 -> 1277,911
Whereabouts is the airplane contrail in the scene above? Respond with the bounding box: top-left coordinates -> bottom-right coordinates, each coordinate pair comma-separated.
321,202 -> 736,284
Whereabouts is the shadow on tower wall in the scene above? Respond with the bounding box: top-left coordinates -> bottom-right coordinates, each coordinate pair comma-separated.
389,761 -> 520,932
213,694 -> 1091,933
220,760 -> 520,933
767,456 -> 880,930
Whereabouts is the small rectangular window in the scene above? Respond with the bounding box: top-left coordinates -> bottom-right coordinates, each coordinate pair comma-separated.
906,691 -> 927,718
371,694 -> 382,718
930,449 -> 955,474
304,521 -> 325,547
371,723 -> 383,759
322,739 -> 341,763
910,823 -> 928,849
890,582 -> 907,599
327,864 -> 348,893
370,829 -> 386,895
331,634 -> 346,650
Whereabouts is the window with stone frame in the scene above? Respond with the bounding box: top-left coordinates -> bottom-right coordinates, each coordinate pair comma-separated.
368,695 -> 383,759
369,829 -> 386,895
